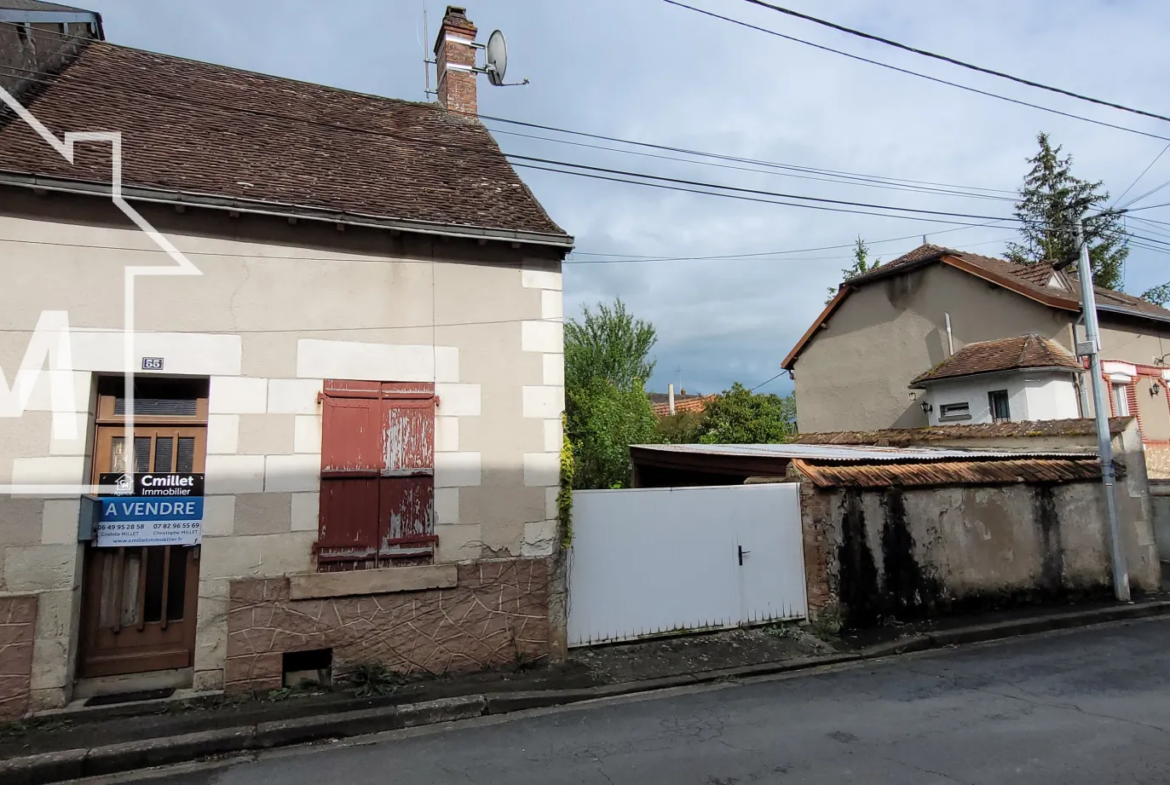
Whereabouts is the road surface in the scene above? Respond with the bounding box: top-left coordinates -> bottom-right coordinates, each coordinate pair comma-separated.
135,618 -> 1170,785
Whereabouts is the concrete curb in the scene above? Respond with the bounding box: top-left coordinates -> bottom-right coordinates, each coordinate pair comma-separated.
4,601 -> 1169,785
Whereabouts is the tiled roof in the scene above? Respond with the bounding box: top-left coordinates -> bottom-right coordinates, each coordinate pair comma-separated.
791,417 -> 1131,446
651,394 -> 714,418
792,457 -> 1100,488
910,334 -> 1080,386
0,41 -> 570,241
0,1 -> 91,10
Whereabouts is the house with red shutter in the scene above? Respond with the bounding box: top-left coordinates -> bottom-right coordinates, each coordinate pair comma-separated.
0,5 -> 571,717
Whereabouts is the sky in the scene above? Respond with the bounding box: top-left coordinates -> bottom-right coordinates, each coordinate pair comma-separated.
70,0 -> 1170,397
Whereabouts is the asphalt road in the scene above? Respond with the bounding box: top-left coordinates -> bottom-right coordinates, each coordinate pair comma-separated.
133,618 -> 1170,785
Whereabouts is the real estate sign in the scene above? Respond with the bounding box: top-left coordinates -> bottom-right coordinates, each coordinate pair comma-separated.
96,472 -> 205,547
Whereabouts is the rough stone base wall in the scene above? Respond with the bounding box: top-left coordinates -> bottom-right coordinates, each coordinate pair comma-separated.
0,595 -> 36,720
1145,444 -> 1170,480
224,559 -> 551,693
794,469 -> 838,624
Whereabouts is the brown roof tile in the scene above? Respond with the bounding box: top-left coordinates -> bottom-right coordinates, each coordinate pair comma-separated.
0,0 -> 90,10
651,394 -> 715,418
910,334 -> 1080,386
793,457 -> 1100,488
791,417 -> 1131,446
0,41 -> 570,241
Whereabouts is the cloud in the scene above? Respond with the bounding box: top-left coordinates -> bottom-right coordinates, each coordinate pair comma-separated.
78,0 -> 1170,394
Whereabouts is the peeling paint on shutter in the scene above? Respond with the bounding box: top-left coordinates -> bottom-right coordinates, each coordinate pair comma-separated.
379,391 -> 436,560
317,380 -> 436,571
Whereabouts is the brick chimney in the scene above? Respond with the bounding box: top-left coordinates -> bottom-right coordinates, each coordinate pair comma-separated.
433,6 -> 478,116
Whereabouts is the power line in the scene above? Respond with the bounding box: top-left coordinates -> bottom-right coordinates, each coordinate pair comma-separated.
750,371 -> 787,392
487,125 -> 1015,203
1115,143 -> 1170,207
1121,178 -> 1170,210
662,1 -> 1170,145
0,65 -> 1022,228
513,162 -> 1013,227
0,317 -> 564,334
508,155 -> 1018,222
1,60 -> 1017,204
737,0 -> 1170,126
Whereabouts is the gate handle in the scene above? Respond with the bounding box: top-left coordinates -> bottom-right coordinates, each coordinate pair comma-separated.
738,545 -> 750,566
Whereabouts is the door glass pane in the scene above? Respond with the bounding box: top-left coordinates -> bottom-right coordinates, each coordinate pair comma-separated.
154,437 -> 174,473
166,550 -> 188,621
177,437 -> 196,473
110,437 -> 127,473
114,397 -> 198,417
143,547 -> 166,623
134,436 -> 151,474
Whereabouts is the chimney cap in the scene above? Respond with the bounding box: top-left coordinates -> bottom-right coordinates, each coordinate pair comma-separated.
442,5 -> 476,31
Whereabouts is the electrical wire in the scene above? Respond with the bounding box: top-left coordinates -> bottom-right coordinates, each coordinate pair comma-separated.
736,0 -> 1170,126
487,125 -> 1015,203
0,64 -> 1024,227
0,58 -> 1017,204
508,155 -> 1017,222
512,161 -> 1013,227
750,371 -> 787,392
1114,143 -> 1170,207
662,1 -> 1170,145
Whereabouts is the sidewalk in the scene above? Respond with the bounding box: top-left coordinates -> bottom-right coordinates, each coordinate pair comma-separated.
3,596 -> 1169,784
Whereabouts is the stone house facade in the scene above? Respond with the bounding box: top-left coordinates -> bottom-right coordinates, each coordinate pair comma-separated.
0,5 -> 572,718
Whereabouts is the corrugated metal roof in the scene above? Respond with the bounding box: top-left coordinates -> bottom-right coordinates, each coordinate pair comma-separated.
631,443 -> 1087,463
793,458 -> 1101,488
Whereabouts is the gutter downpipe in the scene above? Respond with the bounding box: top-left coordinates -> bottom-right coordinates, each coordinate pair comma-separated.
944,313 -> 954,356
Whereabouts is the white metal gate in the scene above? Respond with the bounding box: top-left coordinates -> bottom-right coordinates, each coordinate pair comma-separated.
567,483 -> 807,647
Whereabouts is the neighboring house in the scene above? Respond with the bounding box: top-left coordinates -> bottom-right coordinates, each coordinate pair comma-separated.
783,244 -> 1170,475
649,388 -> 714,418
910,334 -> 1082,426
0,0 -> 103,96
0,5 -> 572,718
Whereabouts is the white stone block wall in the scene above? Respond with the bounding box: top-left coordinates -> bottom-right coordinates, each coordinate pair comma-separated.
0,222 -> 566,709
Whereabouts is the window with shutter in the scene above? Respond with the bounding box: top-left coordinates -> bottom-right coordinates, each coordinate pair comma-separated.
317,380 -> 437,571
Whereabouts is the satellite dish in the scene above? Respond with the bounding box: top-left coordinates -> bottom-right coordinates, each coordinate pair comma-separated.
485,29 -> 507,86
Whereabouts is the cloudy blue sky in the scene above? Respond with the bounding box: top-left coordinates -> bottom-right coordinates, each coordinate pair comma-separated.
73,0 -> 1170,396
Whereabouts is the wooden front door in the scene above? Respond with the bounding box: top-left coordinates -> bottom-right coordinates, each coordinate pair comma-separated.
78,380 -> 208,678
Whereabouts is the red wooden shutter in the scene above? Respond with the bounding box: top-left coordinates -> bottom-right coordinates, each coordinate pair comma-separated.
379,394 -> 436,559
317,390 -> 381,570
1127,382 -> 1142,435
316,380 -> 436,571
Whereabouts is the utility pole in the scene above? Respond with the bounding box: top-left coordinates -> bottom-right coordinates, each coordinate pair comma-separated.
1075,218 -> 1131,602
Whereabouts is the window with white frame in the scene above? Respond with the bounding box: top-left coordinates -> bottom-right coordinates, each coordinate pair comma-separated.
939,402 -> 971,421
1112,382 -> 1131,416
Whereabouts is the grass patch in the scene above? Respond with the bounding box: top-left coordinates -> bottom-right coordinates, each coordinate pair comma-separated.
347,663 -> 408,698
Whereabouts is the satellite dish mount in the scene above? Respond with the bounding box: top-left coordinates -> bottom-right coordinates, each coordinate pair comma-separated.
474,29 -> 529,87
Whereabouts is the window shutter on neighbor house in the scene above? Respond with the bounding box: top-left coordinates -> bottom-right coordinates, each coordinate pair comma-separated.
317,380 -> 436,571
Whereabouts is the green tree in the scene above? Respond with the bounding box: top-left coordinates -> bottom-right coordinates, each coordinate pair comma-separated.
1005,132 -> 1128,291
564,299 -> 656,392
697,383 -> 797,444
1141,281 -> 1170,306
656,410 -> 705,444
827,236 -> 881,303
564,299 -> 658,489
